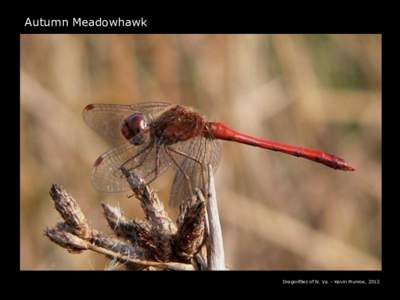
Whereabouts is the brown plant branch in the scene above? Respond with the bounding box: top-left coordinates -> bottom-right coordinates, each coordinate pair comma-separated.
101,202 -> 154,257
173,192 -> 206,261
45,164 -> 226,270
120,167 -> 176,234
46,162 -> 226,270
45,225 -> 194,270
49,184 -> 91,239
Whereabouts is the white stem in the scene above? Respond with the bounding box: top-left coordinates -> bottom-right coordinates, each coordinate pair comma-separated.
206,164 -> 225,270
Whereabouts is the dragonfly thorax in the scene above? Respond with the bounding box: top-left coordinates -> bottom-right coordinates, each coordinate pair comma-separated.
150,105 -> 206,145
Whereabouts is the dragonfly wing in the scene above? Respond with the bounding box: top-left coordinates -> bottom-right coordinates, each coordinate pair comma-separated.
168,136 -> 222,207
83,102 -> 173,145
92,140 -> 172,193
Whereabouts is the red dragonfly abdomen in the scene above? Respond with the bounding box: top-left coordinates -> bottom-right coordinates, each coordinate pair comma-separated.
208,122 -> 355,171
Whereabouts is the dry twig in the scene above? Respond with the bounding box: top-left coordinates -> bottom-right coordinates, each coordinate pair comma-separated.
205,165 -> 226,270
45,165 -> 226,270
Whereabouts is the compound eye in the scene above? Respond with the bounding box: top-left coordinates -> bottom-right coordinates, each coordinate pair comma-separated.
128,113 -> 147,135
121,113 -> 147,141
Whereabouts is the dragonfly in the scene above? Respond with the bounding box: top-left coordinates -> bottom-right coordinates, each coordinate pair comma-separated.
83,102 -> 354,206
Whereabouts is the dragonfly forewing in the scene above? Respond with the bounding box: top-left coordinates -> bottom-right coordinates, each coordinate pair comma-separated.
83,102 -> 173,145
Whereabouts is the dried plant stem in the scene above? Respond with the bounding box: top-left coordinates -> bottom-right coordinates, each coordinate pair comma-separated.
45,183 -> 197,270
45,169 -> 218,269
120,167 -> 176,234
88,243 -> 194,270
205,164 -> 226,270
46,164 -> 225,270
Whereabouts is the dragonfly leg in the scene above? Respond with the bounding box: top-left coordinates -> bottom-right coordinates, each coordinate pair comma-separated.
166,146 -> 206,192
143,158 -> 172,185
126,145 -> 153,173
119,143 -> 153,175
164,146 -> 194,197
142,144 -> 163,184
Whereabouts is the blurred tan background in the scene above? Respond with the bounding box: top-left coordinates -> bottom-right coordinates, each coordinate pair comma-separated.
20,34 -> 381,270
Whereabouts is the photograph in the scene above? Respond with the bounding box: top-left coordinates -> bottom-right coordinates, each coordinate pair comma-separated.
20,33 -> 381,272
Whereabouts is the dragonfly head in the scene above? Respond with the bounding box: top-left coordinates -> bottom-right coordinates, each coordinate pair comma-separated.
121,113 -> 149,145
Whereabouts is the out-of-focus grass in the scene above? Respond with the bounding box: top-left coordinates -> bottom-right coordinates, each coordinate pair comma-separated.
20,34 -> 381,270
